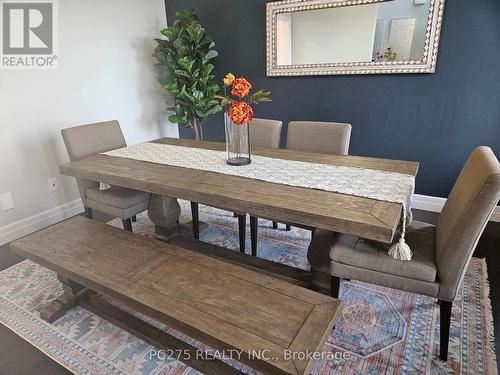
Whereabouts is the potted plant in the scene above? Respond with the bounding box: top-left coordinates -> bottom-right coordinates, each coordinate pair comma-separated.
153,9 -> 222,140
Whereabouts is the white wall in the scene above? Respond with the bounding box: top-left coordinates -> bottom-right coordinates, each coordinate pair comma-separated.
376,0 -> 429,60
276,13 -> 292,65
291,5 -> 378,65
0,0 -> 170,244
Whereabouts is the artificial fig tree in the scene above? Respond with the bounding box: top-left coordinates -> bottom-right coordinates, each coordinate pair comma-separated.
154,9 -> 222,140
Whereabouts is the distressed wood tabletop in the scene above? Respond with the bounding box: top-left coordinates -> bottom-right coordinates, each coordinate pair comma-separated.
60,138 -> 418,243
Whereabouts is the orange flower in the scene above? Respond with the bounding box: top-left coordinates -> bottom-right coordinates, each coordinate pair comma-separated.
223,73 -> 235,86
228,101 -> 254,125
231,77 -> 252,98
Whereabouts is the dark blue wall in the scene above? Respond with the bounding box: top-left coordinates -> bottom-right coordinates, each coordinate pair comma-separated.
165,0 -> 500,197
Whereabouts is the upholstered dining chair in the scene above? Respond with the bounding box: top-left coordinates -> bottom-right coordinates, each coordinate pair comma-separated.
249,121 -> 352,256
61,120 -> 151,232
248,118 -> 284,149
308,146 -> 500,361
285,121 -> 352,155
190,118 -> 283,253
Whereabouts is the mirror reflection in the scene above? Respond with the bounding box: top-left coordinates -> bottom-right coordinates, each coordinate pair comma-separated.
276,0 -> 430,66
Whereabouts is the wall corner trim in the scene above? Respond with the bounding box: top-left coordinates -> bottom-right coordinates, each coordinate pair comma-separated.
0,199 -> 84,246
412,194 -> 500,222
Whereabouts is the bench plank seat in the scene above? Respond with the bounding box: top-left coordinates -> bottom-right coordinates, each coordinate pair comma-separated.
10,217 -> 341,375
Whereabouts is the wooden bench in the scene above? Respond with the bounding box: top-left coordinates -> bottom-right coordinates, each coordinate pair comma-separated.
10,217 -> 341,375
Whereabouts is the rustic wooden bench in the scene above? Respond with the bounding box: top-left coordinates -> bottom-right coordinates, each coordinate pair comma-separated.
10,217 -> 341,375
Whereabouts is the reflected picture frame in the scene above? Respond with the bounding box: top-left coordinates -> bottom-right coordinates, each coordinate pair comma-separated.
266,0 -> 445,76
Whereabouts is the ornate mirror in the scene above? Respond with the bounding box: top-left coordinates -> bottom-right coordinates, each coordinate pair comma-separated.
266,0 -> 445,76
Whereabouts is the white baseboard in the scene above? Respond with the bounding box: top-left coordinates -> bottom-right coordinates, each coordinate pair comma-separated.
412,194 -> 448,213
413,194 -> 500,222
0,199 -> 84,246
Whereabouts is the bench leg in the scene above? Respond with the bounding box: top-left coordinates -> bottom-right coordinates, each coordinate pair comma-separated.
238,214 -> 246,253
250,216 -> 258,256
40,275 -> 85,323
272,221 -> 278,229
286,224 -> 292,231
439,300 -> 452,361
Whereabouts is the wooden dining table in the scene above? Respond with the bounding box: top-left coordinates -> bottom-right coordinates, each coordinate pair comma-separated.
60,137 -> 419,245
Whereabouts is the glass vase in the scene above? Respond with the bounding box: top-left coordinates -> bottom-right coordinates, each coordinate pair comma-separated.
224,112 -> 251,166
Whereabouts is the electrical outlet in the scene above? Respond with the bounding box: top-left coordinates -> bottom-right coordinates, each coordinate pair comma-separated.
0,192 -> 15,211
48,177 -> 59,192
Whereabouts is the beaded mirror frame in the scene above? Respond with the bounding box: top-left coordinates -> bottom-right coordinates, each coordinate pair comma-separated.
266,0 -> 445,76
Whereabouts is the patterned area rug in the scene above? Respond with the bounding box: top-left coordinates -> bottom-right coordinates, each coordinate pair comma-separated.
0,201 -> 497,374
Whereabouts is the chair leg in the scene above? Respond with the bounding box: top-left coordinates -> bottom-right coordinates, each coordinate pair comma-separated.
191,202 -> 199,240
132,215 -> 137,223
84,207 -> 92,219
286,224 -> 291,231
233,212 -> 238,218
439,300 -> 452,361
272,221 -> 278,229
237,214 -> 246,254
250,216 -> 258,256
330,275 -> 340,298
122,218 -> 133,232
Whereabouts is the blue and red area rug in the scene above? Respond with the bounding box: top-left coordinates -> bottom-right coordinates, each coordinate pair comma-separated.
0,202 -> 497,374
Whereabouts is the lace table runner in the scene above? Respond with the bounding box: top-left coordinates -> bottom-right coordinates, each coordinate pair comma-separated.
103,142 -> 415,260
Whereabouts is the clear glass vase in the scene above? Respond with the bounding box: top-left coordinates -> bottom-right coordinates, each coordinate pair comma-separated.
224,112 -> 251,166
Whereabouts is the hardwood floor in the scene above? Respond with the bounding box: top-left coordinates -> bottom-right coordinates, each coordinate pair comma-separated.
0,213 -> 498,374
0,246 -> 72,374
0,324 -> 72,375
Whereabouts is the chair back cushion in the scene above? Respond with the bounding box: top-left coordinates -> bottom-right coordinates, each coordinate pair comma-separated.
286,121 -> 351,155
436,147 -> 500,300
61,120 -> 126,206
61,120 -> 126,161
249,118 -> 283,149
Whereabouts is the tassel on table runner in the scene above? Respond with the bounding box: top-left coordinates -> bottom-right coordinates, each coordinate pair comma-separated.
388,201 -> 413,261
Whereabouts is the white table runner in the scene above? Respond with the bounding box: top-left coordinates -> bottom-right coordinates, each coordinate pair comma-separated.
103,142 -> 415,260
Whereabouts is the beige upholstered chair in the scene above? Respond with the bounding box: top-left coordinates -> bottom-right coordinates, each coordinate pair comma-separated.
61,120 -> 151,231
286,121 -> 352,155
190,118 -> 283,253
249,121 -> 352,256
308,146 -> 500,361
249,118 -> 283,149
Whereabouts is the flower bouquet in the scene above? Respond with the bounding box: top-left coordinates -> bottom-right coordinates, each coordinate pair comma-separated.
217,73 -> 271,165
